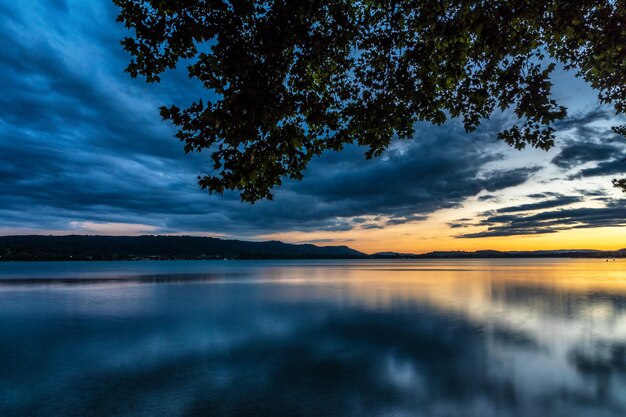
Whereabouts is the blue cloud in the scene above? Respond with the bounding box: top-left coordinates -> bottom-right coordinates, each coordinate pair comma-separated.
0,0 -> 620,239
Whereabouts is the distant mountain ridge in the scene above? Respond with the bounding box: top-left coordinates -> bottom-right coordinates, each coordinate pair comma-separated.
0,235 -> 623,261
0,235 -> 365,261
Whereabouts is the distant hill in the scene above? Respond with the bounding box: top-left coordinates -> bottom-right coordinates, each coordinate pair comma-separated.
0,235 -> 365,261
371,251 -> 418,257
0,235 -> 623,261
372,249 -> 626,259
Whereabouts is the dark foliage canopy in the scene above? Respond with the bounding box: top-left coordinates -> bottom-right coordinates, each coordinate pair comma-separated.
113,0 -> 626,201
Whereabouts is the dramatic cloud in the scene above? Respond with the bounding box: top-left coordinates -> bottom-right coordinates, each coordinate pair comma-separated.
494,195 -> 583,214
550,110 -> 626,180
573,159 -> 626,178
0,0 -> 623,244
0,0 -> 549,238
458,199 -> 626,238
551,142 -> 623,170
477,195 -> 499,202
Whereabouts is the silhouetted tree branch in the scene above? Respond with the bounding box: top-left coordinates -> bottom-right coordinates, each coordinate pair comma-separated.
113,0 -> 626,201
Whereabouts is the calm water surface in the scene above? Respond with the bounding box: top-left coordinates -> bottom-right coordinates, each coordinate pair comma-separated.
0,259 -> 625,417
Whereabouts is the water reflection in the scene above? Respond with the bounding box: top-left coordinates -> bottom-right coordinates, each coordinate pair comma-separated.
0,259 -> 625,416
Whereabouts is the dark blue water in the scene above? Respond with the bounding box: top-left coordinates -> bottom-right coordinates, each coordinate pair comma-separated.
0,259 -> 625,417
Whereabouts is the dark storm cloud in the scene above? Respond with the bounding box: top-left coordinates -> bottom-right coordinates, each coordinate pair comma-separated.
208,140 -> 543,235
0,0 -> 613,238
553,107 -> 615,131
448,223 -> 471,229
573,159 -> 626,178
551,141 -> 625,171
459,228 -> 558,238
385,215 -> 428,226
361,223 -> 385,230
457,199 -> 626,238
574,189 -> 609,198
526,191 -> 562,199
478,194 -> 499,202
494,195 -> 582,213
449,193 -> 586,232
550,109 -> 626,179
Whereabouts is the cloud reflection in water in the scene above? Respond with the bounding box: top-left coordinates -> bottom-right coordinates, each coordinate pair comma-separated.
0,259 -> 625,416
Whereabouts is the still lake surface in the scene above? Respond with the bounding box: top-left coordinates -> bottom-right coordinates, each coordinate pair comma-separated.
0,259 -> 625,417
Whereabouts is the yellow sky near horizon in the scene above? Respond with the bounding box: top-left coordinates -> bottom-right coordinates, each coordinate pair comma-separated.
259,185 -> 626,254
260,224 -> 626,255
2,220 -> 623,255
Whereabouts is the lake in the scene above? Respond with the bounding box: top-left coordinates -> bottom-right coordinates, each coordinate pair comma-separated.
0,259 -> 625,417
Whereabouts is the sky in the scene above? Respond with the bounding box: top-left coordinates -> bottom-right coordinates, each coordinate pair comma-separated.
0,0 -> 624,254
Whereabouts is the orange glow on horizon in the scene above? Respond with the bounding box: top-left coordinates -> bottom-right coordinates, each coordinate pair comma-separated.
260,225 -> 626,255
